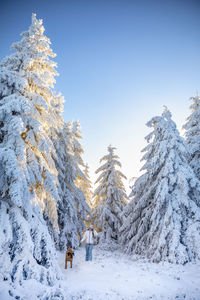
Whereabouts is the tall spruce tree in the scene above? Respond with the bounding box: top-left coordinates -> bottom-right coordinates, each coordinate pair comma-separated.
70,121 -> 86,182
78,163 -> 93,206
70,121 -> 91,233
54,122 -> 91,250
71,121 -> 84,165
0,14 -> 63,293
70,122 -> 91,240
183,92 -> 200,180
120,108 -> 200,264
93,145 -> 127,240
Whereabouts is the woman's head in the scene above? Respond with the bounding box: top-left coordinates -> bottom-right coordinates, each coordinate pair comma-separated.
87,224 -> 93,230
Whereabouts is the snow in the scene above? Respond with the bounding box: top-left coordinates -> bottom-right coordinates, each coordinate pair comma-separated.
57,243 -> 200,300
0,220 -> 200,300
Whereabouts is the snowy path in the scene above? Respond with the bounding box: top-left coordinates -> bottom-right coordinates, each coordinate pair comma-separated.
58,244 -> 200,300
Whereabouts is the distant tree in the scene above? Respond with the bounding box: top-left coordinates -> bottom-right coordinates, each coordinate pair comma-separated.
183,92 -> 200,180
93,145 -> 128,240
120,108 -> 200,264
0,14 -> 63,291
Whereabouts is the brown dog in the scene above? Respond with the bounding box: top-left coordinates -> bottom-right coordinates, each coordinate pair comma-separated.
65,247 -> 74,269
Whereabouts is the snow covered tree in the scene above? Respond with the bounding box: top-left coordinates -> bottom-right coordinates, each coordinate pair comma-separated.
71,121 -> 84,166
120,108 -> 200,264
0,13 -> 63,293
65,121 -> 91,240
93,145 -> 128,240
53,122 -> 91,250
69,120 -> 86,183
183,92 -> 200,180
0,13 -> 61,230
78,163 -> 93,206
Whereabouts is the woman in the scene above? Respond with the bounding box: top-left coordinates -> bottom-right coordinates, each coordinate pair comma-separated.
80,224 -> 98,261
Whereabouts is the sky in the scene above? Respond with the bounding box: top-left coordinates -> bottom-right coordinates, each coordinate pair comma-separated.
1,0 -> 200,193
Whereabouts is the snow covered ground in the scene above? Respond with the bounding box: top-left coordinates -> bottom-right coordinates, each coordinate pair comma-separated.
1,242 -> 200,299
58,243 -> 200,300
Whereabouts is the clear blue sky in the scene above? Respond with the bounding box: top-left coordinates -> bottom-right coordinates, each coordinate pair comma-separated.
1,0 -> 200,192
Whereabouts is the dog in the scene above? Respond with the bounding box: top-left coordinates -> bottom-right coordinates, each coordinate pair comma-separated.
65,247 -> 74,269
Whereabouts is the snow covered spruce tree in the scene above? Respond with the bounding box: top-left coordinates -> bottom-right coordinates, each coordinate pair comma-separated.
183,92 -> 200,180
0,14 -> 64,293
69,121 -> 91,231
70,121 -> 86,183
93,145 -> 128,240
53,122 -> 91,250
78,163 -> 93,207
70,122 -> 91,241
69,121 -> 93,206
120,108 -> 200,264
